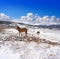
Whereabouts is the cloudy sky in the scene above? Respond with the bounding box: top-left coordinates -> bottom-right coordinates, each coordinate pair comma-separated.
0,0 -> 60,25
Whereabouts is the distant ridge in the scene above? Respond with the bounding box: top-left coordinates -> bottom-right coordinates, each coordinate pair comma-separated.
0,20 -> 60,29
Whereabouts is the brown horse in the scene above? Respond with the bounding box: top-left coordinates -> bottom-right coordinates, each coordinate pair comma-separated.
16,25 -> 27,37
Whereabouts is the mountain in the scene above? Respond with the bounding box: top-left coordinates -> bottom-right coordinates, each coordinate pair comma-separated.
0,20 -> 60,29
0,20 -> 22,24
33,25 -> 60,29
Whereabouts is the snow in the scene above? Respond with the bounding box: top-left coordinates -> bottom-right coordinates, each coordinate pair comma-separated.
28,28 -> 60,42
40,29 -> 60,42
0,41 -> 60,59
0,28 -> 60,59
0,42 -> 20,59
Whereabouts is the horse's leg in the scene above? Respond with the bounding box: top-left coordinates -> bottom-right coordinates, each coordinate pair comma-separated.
19,32 -> 20,37
19,32 -> 22,37
25,31 -> 27,37
21,33 -> 22,37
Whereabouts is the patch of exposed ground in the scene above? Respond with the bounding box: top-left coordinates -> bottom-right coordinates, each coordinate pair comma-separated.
0,35 -> 60,46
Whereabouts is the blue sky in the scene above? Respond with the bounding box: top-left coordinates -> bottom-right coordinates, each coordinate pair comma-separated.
0,0 -> 60,18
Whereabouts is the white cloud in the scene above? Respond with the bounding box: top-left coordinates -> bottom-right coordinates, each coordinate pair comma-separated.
0,13 -> 60,25
0,13 -> 10,20
56,18 -> 60,22
20,13 -> 35,24
20,13 -> 60,25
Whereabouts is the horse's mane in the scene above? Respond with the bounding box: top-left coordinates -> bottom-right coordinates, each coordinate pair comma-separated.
17,26 -> 19,28
17,26 -> 27,29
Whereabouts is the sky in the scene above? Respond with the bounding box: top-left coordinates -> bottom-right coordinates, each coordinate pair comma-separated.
0,0 -> 60,25
0,0 -> 60,18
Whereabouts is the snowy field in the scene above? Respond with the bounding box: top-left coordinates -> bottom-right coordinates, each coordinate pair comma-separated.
0,27 -> 60,59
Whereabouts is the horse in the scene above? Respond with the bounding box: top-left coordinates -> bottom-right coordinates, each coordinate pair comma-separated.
16,25 -> 27,37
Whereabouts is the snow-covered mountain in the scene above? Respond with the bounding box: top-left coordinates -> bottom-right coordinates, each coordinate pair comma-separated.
0,20 -> 60,29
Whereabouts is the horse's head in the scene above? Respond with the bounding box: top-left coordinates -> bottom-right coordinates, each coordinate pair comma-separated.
15,24 -> 20,29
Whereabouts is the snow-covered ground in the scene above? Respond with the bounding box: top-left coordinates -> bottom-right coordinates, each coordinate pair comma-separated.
0,27 -> 60,59
28,28 -> 60,42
